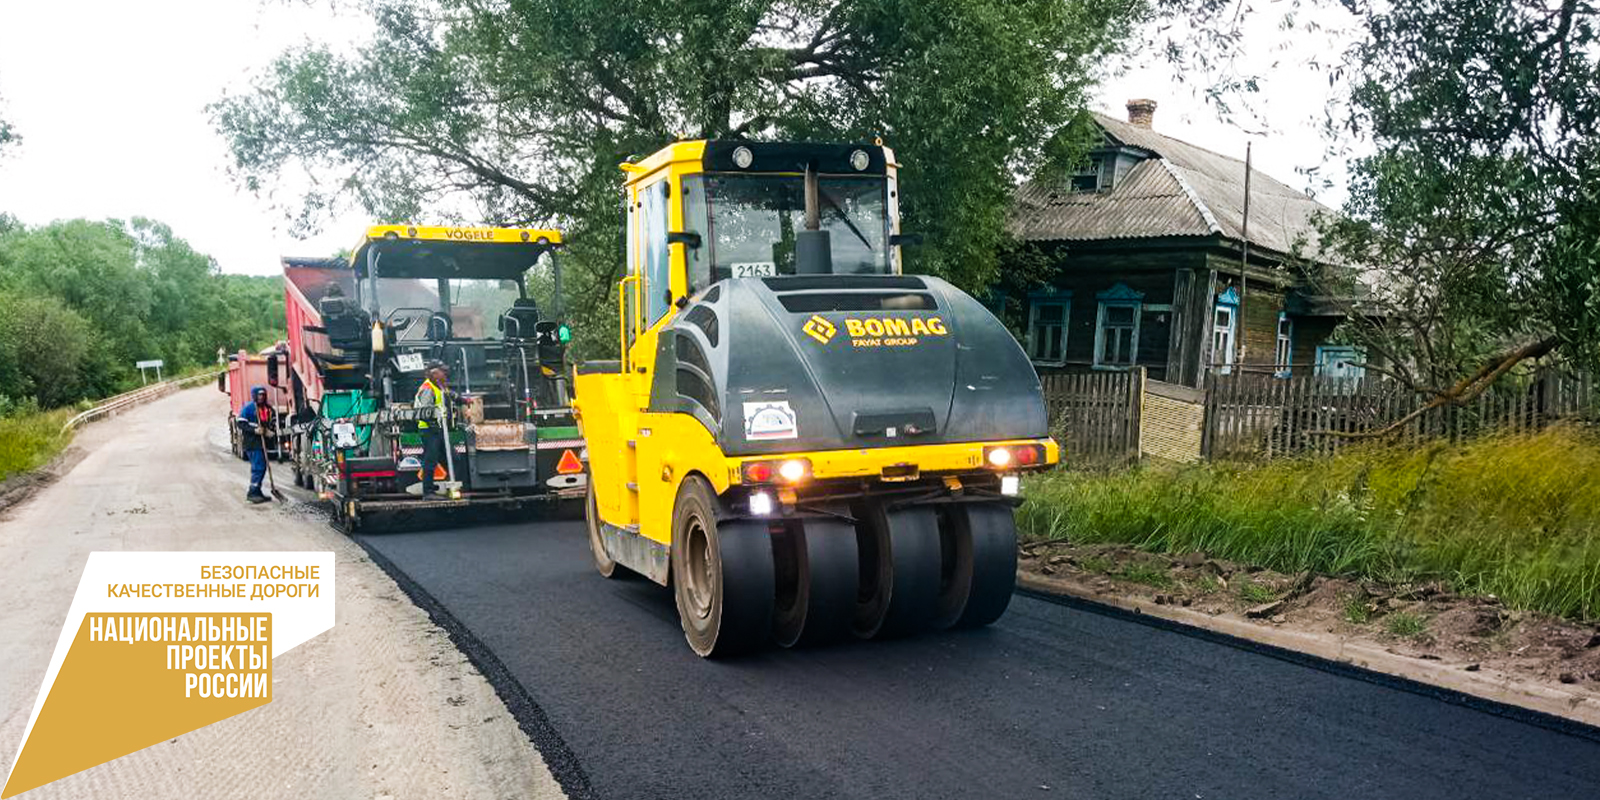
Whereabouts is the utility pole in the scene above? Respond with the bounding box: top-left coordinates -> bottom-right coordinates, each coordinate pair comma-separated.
1237,141 -> 1253,371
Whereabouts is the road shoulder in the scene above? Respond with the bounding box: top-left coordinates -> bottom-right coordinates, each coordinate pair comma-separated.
0,387 -> 566,799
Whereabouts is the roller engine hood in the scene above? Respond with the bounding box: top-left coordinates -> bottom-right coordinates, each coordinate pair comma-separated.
649,274 -> 1049,457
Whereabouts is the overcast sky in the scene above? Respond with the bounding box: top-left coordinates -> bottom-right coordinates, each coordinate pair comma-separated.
0,1 -> 1357,277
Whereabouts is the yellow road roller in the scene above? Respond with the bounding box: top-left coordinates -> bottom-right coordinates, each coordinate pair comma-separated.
572,140 -> 1058,656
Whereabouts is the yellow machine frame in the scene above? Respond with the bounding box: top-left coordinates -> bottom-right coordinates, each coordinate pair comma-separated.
351,225 -> 564,258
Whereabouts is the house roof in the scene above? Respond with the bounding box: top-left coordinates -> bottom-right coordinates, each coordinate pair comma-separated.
1012,113 -> 1336,262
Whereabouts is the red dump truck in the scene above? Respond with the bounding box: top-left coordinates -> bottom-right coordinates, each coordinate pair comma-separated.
217,347 -> 293,460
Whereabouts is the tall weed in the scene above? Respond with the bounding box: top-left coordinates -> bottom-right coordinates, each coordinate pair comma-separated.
0,407 -> 76,482
1018,426 -> 1600,621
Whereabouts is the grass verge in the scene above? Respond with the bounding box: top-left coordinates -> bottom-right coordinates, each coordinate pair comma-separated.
0,408 -> 78,482
1018,426 -> 1600,622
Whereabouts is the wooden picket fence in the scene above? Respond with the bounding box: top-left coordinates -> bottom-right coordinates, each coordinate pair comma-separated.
1040,371 -> 1141,468
1203,369 -> 1598,460
1041,367 -> 1597,467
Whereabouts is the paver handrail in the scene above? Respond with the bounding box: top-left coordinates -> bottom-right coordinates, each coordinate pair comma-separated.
61,370 -> 225,434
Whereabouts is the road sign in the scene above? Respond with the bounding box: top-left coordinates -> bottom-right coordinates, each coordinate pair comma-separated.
135,359 -> 165,385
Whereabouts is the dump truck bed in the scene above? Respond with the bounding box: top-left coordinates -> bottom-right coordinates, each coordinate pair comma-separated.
282,257 -> 356,405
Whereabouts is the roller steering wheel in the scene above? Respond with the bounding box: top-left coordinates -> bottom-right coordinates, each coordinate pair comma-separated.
385,307 -> 435,342
427,312 -> 453,341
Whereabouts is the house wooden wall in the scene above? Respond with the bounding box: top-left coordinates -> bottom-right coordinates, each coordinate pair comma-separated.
1025,241 -> 1346,387
1025,246 -> 1198,382
1288,316 -> 1340,376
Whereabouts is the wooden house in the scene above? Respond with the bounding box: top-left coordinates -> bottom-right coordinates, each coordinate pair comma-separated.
1007,99 -> 1363,387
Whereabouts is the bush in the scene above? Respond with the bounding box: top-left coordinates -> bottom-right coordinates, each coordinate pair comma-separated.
1017,426 -> 1600,621
0,294 -> 98,407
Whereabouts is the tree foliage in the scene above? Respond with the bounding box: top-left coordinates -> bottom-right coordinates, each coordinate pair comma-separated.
0,294 -> 98,409
0,219 -> 284,410
0,86 -> 17,156
213,0 -> 1142,355
1308,0 -> 1600,396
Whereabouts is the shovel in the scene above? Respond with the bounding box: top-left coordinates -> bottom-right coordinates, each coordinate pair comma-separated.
258,424 -> 286,503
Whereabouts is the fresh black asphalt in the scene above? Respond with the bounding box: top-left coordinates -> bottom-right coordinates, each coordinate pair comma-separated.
357,517 -> 1600,800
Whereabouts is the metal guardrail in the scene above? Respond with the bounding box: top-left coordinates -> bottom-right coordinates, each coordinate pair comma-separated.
61,370 -> 225,434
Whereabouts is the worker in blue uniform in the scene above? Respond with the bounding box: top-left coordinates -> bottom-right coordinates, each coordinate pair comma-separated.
236,386 -> 275,503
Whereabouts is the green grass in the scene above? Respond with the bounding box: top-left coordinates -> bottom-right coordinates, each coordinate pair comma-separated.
1018,426 -> 1600,622
1238,581 -> 1278,604
1342,594 -> 1372,624
1077,556 -> 1113,575
0,407 -> 77,482
1115,562 -> 1173,589
1385,611 -> 1429,637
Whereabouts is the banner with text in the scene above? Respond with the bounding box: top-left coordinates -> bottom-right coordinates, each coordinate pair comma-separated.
2,552 -> 334,798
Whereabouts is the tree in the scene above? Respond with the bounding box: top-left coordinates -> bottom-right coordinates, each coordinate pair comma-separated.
0,294 -> 100,408
0,83 -> 18,156
1301,0 -> 1600,417
212,0 -> 1142,355
0,218 -> 285,407
1143,0 -> 1598,420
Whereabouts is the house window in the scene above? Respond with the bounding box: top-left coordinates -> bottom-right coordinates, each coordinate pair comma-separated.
1027,292 -> 1071,365
1212,286 -> 1238,375
1315,345 -> 1366,380
1070,158 -> 1101,192
1094,283 -> 1144,369
1275,313 -> 1293,377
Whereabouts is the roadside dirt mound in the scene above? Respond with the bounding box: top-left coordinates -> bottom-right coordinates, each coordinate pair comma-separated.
1019,540 -> 1600,693
0,445 -> 87,518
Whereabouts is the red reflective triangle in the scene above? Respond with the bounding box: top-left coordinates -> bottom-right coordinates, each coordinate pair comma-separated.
556,449 -> 584,474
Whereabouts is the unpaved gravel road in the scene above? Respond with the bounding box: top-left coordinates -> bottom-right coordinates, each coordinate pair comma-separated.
0,387 -> 565,800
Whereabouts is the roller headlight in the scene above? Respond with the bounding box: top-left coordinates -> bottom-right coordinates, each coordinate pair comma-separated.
778,459 -> 809,482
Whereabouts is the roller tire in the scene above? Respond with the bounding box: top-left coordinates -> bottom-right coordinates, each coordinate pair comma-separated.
772,510 -> 859,648
930,506 -> 976,630
586,481 -> 620,579
951,502 -> 1018,628
672,476 -> 774,657
851,502 -> 942,640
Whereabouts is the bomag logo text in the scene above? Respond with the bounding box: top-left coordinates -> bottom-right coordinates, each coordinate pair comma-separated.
841,316 -> 946,348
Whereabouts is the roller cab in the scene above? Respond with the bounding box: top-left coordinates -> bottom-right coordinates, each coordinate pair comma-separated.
574,140 -> 1058,656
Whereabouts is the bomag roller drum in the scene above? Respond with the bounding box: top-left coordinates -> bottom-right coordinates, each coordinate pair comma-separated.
573,139 -> 1058,657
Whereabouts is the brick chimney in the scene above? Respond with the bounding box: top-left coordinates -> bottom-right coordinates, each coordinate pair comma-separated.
1126,98 -> 1157,129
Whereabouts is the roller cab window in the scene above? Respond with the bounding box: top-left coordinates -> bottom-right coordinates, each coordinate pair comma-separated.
375,277 -> 524,342
698,174 -> 890,280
